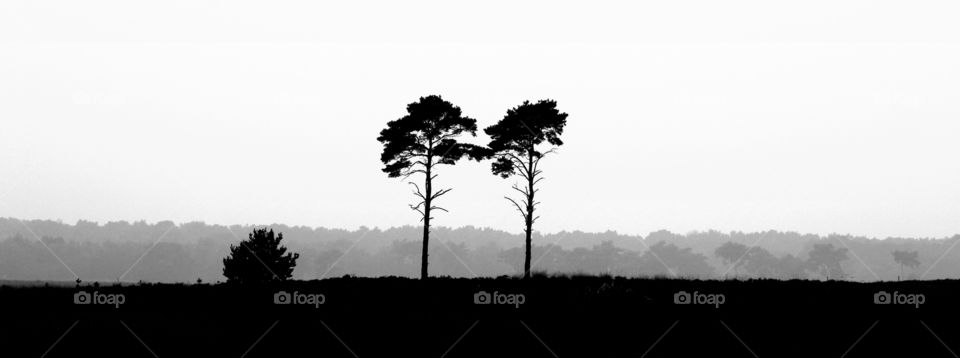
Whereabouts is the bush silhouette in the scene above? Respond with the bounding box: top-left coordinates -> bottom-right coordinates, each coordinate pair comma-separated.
222,228 -> 299,284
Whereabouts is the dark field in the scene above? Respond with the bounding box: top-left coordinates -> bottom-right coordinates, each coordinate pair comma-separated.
1,276 -> 956,357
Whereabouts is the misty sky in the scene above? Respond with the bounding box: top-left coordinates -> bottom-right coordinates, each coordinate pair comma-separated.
1,1 -> 959,239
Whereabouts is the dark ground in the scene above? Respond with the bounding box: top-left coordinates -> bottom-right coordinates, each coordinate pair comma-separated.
1,276 -> 957,357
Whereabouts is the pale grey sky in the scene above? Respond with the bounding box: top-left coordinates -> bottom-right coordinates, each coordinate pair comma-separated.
1,1 -> 958,239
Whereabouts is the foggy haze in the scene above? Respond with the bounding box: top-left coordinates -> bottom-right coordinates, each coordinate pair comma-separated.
2,1 -> 960,239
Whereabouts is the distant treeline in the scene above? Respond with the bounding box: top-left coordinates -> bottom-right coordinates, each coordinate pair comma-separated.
0,218 -> 957,282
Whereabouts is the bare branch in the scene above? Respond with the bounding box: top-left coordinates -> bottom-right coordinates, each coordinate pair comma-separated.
532,148 -> 557,175
400,150 -> 430,159
504,153 -> 531,178
511,184 -> 530,198
400,169 -> 427,181
408,182 -> 426,200
505,152 -> 525,164
409,202 -> 425,218
412,160 -> 428,168
505,197 -> 527,217
433,188 -> 453,200
430,206 -> 449,213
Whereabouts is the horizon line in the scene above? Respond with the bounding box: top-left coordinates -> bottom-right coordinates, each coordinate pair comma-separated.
2,216 -> 958,241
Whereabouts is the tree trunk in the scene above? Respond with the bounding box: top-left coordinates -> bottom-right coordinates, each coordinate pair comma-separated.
421,205 -> 430,279
523,149 -> 535,279
523,218 -> 532,278
421,153 -> 432,280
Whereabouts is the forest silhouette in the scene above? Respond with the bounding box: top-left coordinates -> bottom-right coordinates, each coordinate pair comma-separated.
1,218 -> 955,283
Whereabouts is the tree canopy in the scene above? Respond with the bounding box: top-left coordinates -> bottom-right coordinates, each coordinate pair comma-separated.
378,95 -> 488,179
485,99 -> 567,178
892,250 -> 920,269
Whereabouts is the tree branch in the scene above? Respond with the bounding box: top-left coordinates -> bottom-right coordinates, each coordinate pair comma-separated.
433,188 -> 453,200
436,132 -> 457,141
400,169 -> 427,181
505,196 -> 528,217
532,148 -> 557,175
504,152 -> 531,177
408,182 -> 426,200
511,183 -> 530,198
409,201 -> 425,219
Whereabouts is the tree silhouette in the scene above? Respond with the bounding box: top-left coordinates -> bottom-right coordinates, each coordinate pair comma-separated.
485,99 -> 568,278
222,228 -> 299,284
891,250 -> 920,280
715,241 -> 749,276
741,247 -> 780,278
805,243 -> 848,280
774,254 -> 808,279
639,241 -> 714,278
377,95 -> 487,279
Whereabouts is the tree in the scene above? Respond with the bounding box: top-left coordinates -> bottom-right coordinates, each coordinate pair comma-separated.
891,250 -> 920,280
741,247 -> 779,278
498,246 -> 526,275
639,241 -> 715,278
377,95 -> 487,279
485,99 -> 568,278
776,254 -> 808,279
715,241 -> 749,276
222,228 -> 299,284
805,243 -> 848,280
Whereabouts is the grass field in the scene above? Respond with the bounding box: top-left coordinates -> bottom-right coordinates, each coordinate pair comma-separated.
1,275 -> 956,357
